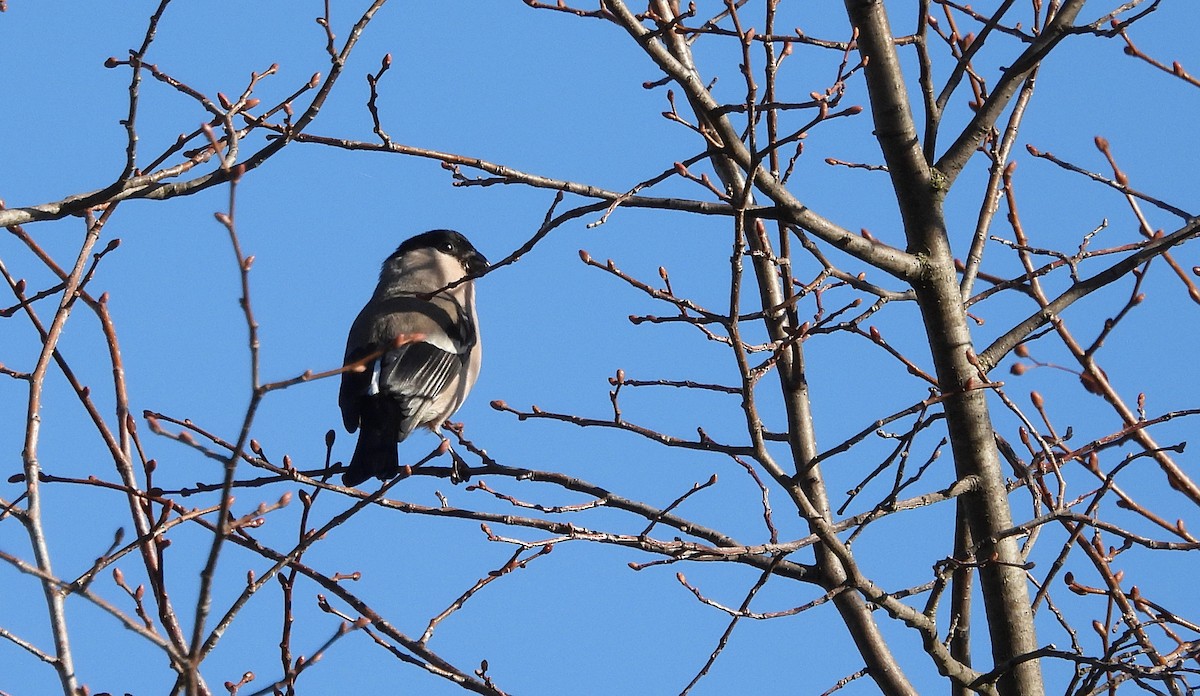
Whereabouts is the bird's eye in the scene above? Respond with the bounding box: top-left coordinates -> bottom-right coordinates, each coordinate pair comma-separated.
441,242 -> 454,252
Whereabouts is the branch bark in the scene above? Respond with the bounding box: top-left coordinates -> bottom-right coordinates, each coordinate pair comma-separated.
845,1 -> 1045,693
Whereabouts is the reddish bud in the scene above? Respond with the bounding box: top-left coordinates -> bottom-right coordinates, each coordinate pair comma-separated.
1025,143 -> 1040,156
673,161 -> 690,177
578,249 -> 592,264
1009,363 -> 1028,376
383,53 -> 393,69
1030,391 -> 1044,409
104,56 -> 121,68
1014,343 -> 1030,358
217,92 -> 232,109
490,399 -> 507,410
846,105 -> 863,115
1094,136 -> 1109,151
325,429 -> 336,447
244,97 -> 260,109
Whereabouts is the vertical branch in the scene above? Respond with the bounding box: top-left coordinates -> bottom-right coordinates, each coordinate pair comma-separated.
18,208 -> 117,694
949,512 -> 975,696
621,2 -> 920,693
959,73 -> 1037,299
120,0 -> 174,179
5,222 -> 193,662
845,1 -> 1045,693
187,166 -> 262,695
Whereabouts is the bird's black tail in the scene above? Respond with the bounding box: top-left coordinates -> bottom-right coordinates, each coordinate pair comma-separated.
343,423 -> 401,487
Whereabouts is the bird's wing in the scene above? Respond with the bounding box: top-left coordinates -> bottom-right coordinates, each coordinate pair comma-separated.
340,342 -> 374,433
339,295 -> 469,433
377,341 -> 462,438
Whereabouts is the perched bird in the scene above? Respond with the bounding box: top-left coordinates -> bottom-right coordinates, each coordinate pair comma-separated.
339,230 -> 487,487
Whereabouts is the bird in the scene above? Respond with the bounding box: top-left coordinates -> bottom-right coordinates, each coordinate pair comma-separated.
339,229 -> 487,487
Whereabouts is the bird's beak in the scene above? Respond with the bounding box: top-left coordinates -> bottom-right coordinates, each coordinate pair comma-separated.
465,250 -> 489,276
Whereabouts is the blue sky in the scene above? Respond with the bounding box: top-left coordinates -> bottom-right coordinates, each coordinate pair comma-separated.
3,2 -> 1200,694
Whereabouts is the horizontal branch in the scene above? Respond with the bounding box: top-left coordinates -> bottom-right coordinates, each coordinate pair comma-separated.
490,399 -> 755,455
283,130 -> 779,218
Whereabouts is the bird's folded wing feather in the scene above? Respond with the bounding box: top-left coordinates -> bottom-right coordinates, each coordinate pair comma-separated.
379,341 -> 460,403
340,295 -> 471,432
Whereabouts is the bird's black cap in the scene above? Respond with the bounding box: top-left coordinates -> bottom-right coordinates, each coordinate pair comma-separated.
390,229 -> 488,274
